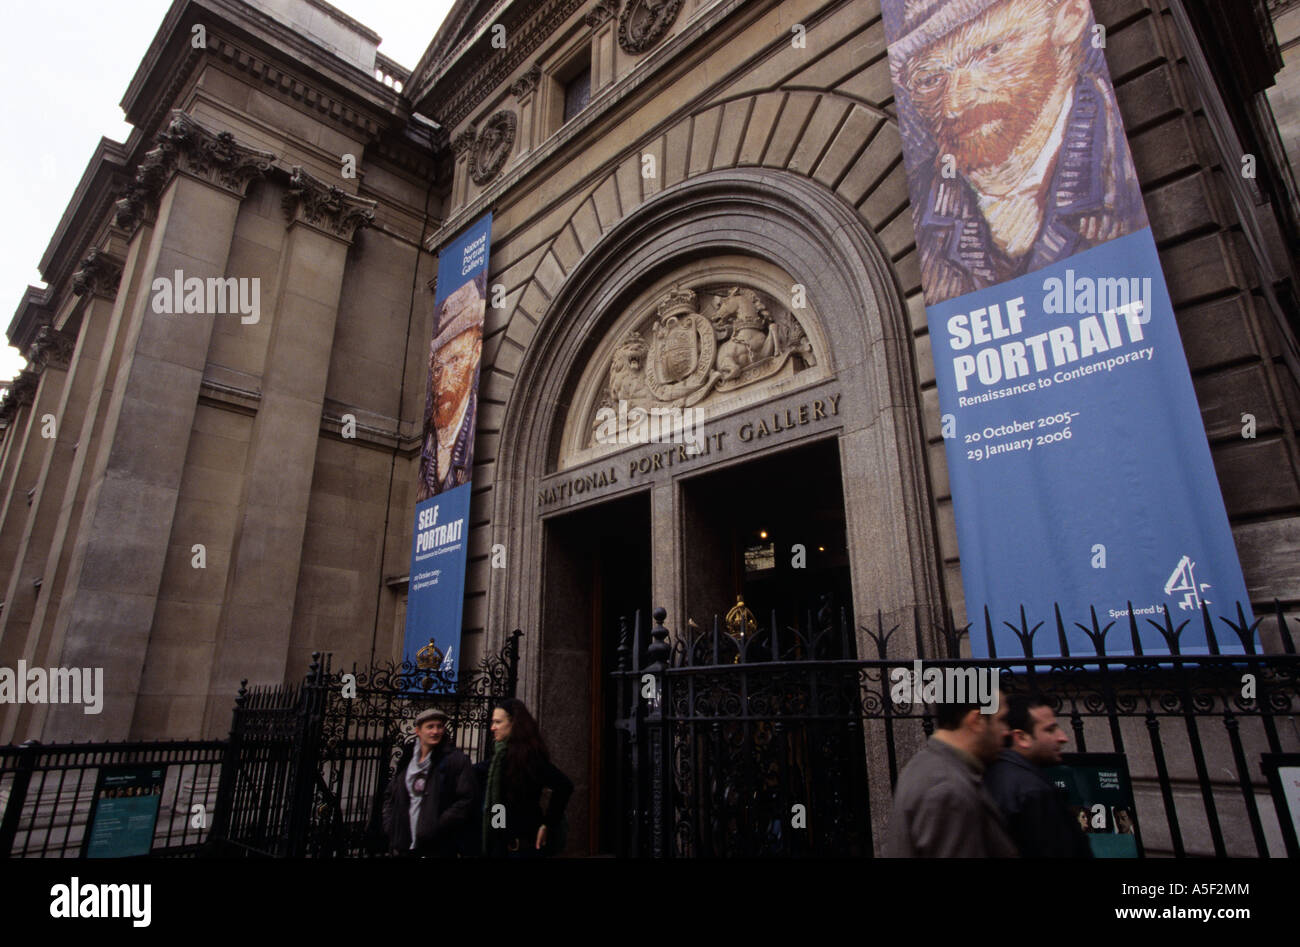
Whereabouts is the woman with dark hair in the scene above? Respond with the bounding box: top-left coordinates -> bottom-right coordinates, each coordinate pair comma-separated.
479,698 -> 573,857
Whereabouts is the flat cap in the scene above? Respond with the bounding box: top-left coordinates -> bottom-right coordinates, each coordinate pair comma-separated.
414,707 -> 449,726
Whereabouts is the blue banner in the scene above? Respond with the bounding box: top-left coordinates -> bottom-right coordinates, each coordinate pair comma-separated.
880,0 -> 1251,654
404,213 -> 493,675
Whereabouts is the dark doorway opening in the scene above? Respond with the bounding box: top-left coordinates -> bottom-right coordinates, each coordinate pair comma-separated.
681,437 -> 853,643
540,491 -> 651,855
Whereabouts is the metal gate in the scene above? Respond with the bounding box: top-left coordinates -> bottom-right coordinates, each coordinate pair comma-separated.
208,632 -> 520,857
612,601 -> 1300,857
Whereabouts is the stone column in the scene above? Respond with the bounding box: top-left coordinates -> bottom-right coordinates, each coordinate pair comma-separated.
38,111 -> 274,742
650,479 -> 681,639
2,231 -> 154,745
0,369 -> 48,584
206,168 -> 375,722
0,323 -> 85,669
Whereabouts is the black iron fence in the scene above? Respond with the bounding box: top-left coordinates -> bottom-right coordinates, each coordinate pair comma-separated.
208,632 -> 520,857
611,601 -> 1300,857
0,633 -> 520,859
0,740 -> 225,857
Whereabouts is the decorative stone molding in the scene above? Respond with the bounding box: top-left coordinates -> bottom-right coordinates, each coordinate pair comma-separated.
26,327 -> 78,374
0,370 -> 40,426
451,125 -> 479,157
113,111 -> 275,232
424,0 -> 587,130
585,0 -> 619,29
579,279 -> 816,450
469,111 -> 518,186
510,63 -> 543,99
71,248 -> 123,299
280,166 -> 378,241
618,0 -> 683,54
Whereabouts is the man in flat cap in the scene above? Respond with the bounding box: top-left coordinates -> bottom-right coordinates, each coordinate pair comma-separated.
382,707 -> 477,856
883,0 -> 1147,306
417,276 -> 486,502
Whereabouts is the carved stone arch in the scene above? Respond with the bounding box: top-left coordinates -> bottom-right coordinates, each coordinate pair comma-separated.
488,168 -> 945,708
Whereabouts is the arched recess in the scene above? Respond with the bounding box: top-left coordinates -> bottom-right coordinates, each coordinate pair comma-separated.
488,166 -> 945,706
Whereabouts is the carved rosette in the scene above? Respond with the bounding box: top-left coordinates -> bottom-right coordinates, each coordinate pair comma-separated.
585,0 -> 619,29
618,0 -> 684,54
469,111 -> 517,186
26,327 -> 78,374
71,248 -> 123,299
509,64 -> 543,99
281,166 -> 378,241
113,111 -> 275,232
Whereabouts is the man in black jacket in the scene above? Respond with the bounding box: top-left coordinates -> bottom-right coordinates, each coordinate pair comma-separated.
382,707 -> 477,856
984,694 -> 1092,858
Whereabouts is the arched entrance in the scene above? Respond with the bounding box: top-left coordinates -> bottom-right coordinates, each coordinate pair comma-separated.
489,169 -> 945,853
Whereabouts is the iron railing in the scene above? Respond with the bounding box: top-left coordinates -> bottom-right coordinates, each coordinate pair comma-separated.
611,601 -> 1300,858
0,739 -> 225,857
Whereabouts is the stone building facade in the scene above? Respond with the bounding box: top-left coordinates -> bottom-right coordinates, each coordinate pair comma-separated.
1,0 -> 1299,854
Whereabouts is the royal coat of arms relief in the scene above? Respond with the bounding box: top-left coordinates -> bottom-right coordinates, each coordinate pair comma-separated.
590,284 -> 816,445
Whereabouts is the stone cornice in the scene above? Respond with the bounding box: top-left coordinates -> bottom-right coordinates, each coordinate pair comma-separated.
26,327 -> 78,374
71,248 -> 124,300
417,0 -> 588,130
281,166 -> 378,241
114,111 -> 276,233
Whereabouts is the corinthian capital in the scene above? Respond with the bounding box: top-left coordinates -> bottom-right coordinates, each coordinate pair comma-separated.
71,248 -> 123,299
281,167 -> 377,241
510,63 -> 543,99
26,326 -> 78,373
451,125 -> 478,157
585,0 -> 618,28
113,111 -> 276,233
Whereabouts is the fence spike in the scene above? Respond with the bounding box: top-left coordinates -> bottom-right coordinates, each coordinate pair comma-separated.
1054,602 -> 1070,658
1127,602 -> 1143,656
1201,600 -> 1220,656
984,605 -> 997,659
1277,599 -> 1296,655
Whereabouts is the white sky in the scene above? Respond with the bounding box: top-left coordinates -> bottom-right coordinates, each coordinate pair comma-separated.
0,0 -> 456,382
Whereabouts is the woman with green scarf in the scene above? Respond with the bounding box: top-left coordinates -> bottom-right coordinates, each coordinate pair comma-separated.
479,698 -> 573,857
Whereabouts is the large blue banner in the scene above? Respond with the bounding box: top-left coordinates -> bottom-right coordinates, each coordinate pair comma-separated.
404,213 -> 492,675
880,0 -> 1251,654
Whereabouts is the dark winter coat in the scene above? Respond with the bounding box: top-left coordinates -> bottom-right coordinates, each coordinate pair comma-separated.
984,749 -> 1093,858
381,738 -> 477,856
474,751 -> 574,857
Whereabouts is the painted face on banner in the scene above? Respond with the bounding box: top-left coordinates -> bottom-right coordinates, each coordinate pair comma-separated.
433,326 -> 482,430
903,0 -> 1086,174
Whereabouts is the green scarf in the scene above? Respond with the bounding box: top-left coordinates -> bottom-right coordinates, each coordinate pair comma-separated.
482,738 -> 508,854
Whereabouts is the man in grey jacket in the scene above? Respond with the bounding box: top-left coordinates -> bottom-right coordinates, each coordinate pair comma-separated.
884,690 -> 1018,857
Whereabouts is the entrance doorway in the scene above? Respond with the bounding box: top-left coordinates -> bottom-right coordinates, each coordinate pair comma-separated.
681,437 -> 852,645
540,491 -> 651,855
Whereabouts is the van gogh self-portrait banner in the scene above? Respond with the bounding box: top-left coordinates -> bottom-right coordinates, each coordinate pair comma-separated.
880,0 -> 1251,654
404,213 -> 491,675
